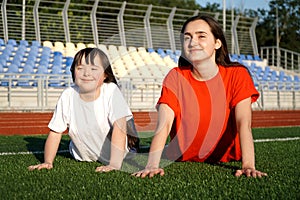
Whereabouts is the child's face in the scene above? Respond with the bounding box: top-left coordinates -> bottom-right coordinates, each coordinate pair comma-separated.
74,55 -> 106,94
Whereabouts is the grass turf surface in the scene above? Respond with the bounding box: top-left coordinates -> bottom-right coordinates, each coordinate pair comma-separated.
0,127 -> 299,199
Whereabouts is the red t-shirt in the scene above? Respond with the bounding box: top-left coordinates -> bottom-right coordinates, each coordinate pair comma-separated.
157,65 -> 259,162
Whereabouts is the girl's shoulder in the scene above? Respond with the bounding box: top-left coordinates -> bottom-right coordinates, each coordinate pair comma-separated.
58,86 -> 78,100
219,65 -> 249,75
102,82 -> 118,91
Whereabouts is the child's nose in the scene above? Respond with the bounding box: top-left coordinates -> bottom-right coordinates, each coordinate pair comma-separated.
83,68 -> 91,76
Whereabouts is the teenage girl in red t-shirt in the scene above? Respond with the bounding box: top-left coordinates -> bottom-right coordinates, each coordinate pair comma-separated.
133,14 -> 267,178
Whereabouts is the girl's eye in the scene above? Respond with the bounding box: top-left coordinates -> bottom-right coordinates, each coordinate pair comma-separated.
184,36 -> 191,41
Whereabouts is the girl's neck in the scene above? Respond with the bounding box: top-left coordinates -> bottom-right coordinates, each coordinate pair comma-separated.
79,89 -> 100,102
191,62 -> 219,81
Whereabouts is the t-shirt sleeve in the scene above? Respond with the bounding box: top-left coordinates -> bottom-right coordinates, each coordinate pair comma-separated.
48,89 -> 69,133
157,69 -> 180,114
109,84 -> 133,125
230,67 -> 259,108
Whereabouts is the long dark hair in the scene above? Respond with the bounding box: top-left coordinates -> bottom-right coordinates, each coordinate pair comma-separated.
178,14 -> 241,67
70,47 -> 118,84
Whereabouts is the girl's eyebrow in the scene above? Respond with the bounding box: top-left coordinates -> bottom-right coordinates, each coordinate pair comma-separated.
184,31 -> 207,36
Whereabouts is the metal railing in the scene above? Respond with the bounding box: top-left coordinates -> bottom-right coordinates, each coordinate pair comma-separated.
260,46 -> 300,73
1,74 -> 300,111
0,0 -> 258,55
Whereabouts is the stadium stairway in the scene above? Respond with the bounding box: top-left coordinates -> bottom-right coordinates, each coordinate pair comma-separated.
1,111 -> 300,135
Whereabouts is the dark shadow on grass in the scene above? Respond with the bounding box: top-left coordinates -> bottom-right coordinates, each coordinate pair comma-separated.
207,162 -> 240,175
24,136 -> 72,162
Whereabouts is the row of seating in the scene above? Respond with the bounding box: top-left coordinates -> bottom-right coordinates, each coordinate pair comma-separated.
245,62 -> 300,90
0,39 -> 299,89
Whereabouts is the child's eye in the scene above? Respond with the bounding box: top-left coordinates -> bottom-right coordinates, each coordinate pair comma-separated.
184,36 -> 191,41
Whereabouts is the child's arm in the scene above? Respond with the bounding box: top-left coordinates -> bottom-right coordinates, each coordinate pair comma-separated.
95,117 -> 127,172
132,104 -> 174,178
234,97 -> 267,178
28,130 -> 62,170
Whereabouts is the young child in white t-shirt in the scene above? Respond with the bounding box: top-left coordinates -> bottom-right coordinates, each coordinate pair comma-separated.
28,47 -> 139,172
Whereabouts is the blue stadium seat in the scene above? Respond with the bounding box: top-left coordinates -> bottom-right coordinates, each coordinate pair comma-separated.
36,65 -> 48,74
17,75 -> 32,87
157,48 -> 167,58
20,40 -> 29,46
147,48 -> 155,53
22,64 -> 34,74
175,50 -> 181,56
7,39 -> 17,46
1,64 -> 19,86
239,54 -> 246,60
65,57 -> 74,68
31,40 -> 41,47
0,64 -> 3,73
254,55 -> 262,61
0,38 -> 4,46
261,66 -> 271,81
49,66 -> 63,87
246,55 -> 254,60
229,54 -> 239,61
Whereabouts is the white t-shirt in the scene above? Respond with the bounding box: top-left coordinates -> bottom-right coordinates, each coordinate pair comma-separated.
48,83 -> 132,163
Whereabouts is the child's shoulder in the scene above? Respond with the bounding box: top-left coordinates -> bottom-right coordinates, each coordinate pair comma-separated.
59,85 -> 77,98
103,82 -> 118,91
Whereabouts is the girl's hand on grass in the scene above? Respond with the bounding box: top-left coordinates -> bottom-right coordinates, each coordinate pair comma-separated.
131,167 -> 165,178
235,168 -> 267,178
95,165 -> 116,173
28,163 -> 53,171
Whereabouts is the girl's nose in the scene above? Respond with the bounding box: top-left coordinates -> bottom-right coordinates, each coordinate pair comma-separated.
190,37 -> 198,47
83,68 -> 91,76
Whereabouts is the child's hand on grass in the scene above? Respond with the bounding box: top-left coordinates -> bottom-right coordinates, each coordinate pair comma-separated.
95,165 -> 116,173
235,168 -> 267,178
28,163 -> 53,171
131,167 -> 165,178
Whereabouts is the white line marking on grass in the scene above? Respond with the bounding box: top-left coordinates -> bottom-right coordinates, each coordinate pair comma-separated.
0,137 -> 299,156
0,150 -> 68,156
254,137 -> 300,143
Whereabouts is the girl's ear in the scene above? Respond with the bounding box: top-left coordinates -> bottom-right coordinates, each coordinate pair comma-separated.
215,39 -> 222,50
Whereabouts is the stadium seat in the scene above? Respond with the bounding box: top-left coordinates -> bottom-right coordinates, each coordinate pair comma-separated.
254,55 -> 262,61
65,57 -> 74,68
53,41 -> 65,54
239,54 -> 246,60
108,45 -> 119,61
157,48 -> 167,58
76,42 -> 86,51
0,64 -> 3,73
43,40 -> 53,49
147,48 -> 155,53
31,40 -> 40,47
20,40 -> 29,46
22,64 -> 34,74
7,39 -> 17,46
87,43 -> 96,48
17,74 -> 33,87
65,42 -> 76,57
0,38 -> 4,46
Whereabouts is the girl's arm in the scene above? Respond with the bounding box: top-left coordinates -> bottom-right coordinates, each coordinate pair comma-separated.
132,104 -> 174,178
234,97 -> 267,178
28,130 -> 62,170
95,117 -> 127,172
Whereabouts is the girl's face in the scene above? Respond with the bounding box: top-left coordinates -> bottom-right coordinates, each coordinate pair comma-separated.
183,19 -> 221,64
74,55 -> 106,94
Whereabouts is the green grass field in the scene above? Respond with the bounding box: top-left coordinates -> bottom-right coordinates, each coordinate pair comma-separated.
0,127 -> 299,200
